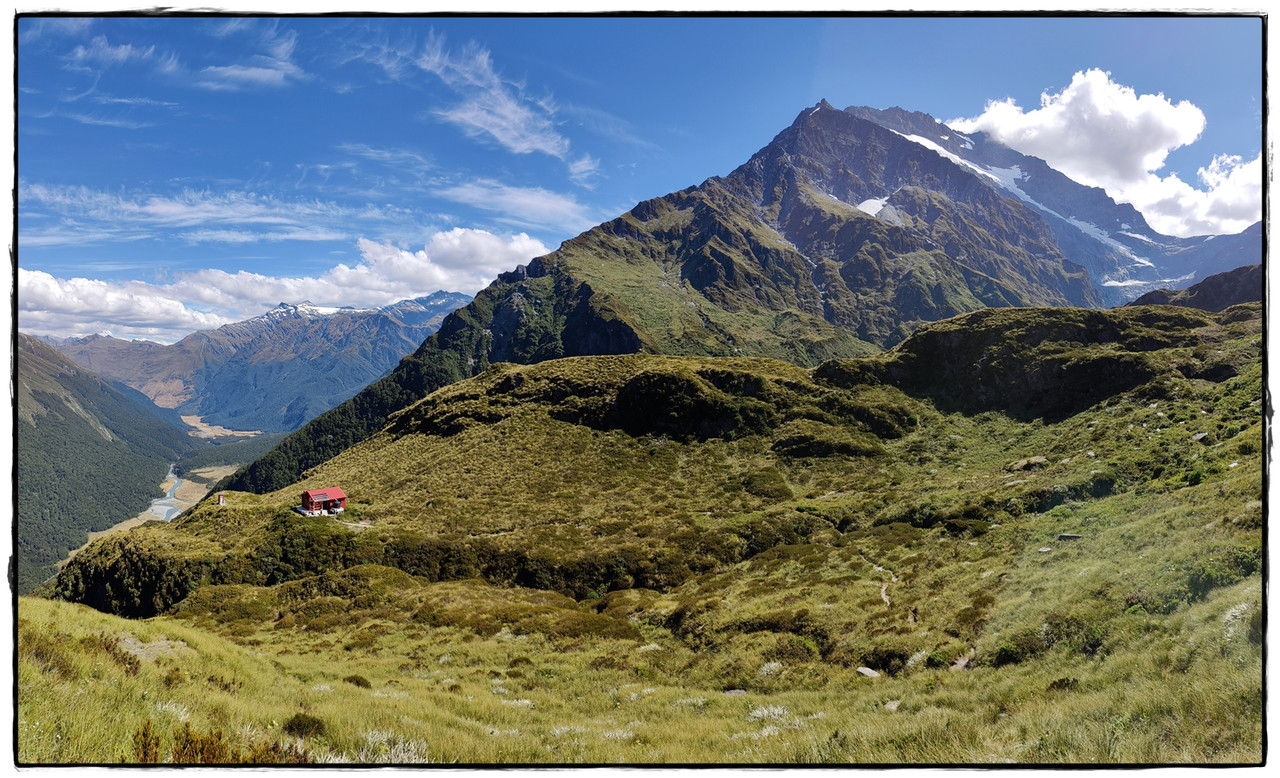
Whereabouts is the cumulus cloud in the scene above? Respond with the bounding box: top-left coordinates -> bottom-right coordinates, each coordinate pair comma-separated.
948,69 -> 1260,237
18,229 -> 549,342
18,268 -> 238,339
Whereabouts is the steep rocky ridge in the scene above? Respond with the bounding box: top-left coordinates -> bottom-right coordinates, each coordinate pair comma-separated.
844,105 -> 1262,302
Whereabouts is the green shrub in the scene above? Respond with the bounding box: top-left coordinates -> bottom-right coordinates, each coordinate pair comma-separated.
282,713 -> 326,739
924,650 -> 951,669
1247,609 -> 1264,645
1187,543 -> 1262,599
742,467 -> 793,500
989,631 -> 1047,667
343,674 -> 372,688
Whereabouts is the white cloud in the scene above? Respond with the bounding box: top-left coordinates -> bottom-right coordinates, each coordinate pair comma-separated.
18,268 -> 238,340
1114,153 -> 1263,237
67,35 -> 156,67
18,230 -> 548,342
18,183 -> 399,246
435,179 -> 597,234
341,27 -> 590,176
417,32 -> 570,158
948,69 -> 1260,237
61,112 -> 155,129
569,154 -> 601,187
192,23 -> 307,91
20,17 -> 94,44
197,64 -> 294,89
338,143 -> 433,179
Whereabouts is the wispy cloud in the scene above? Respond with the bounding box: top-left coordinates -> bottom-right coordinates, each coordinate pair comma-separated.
569,154 -> 601,187
193,22 -> 307,91
416,31 -> 570,158
435,179 -> 597,234
61,112 -> 155,129
338,143 -> 434,178
333,26 -> 420,81
562,102 -> 659,151
19,17 -> 94,44
67,35 -> 155,68
91,94 -> 178,108
18,182 -> 418,247
340,27 -> 586,171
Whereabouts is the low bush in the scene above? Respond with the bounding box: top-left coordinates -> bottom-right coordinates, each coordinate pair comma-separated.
282,713 -> 326,739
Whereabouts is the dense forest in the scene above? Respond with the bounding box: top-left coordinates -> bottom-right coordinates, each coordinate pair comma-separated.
175,433 -> 289,475
16,336 -> 203,592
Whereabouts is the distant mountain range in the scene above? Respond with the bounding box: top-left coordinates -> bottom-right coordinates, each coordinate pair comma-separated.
49,292 -> 472,434
15,334 -> 202,592
219,100 -> 1261,495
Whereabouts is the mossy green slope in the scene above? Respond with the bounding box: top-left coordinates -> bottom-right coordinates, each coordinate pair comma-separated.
24,303 -> 1263,764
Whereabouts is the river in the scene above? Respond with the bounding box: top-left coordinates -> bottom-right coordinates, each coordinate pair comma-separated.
146,464 -> 185,521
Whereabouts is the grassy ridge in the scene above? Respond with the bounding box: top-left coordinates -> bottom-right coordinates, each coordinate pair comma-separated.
26,303 -> 1264,763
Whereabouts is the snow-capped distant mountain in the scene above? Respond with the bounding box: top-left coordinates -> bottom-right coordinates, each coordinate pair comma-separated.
51,291 -> 473,433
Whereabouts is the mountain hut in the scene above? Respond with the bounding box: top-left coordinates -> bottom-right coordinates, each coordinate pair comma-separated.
300,487 -> 347,515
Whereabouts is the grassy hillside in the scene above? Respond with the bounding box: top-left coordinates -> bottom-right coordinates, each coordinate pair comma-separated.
27,303 -> 1263,764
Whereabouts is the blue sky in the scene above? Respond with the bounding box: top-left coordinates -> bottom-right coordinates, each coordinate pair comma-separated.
14,13 -> 1265,341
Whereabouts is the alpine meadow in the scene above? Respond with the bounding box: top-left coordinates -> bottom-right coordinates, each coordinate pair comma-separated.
14,14 -> 1266,767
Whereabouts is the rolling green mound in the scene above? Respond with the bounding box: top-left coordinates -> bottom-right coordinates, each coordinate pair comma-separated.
29,303 -> 1263,763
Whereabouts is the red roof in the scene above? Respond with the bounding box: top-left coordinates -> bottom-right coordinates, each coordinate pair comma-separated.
303,487 -> 347,501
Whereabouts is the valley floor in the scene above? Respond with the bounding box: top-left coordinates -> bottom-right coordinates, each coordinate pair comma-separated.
181,415 -> 262,439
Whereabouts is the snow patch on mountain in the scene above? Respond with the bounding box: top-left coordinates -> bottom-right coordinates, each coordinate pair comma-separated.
258,301 -> 373,321
858,197 -> 889,216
